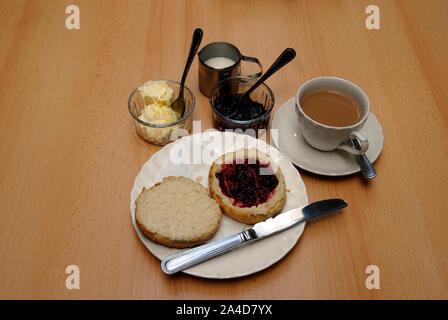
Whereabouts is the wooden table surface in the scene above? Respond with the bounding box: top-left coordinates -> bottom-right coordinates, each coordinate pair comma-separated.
0,0 -> 447,300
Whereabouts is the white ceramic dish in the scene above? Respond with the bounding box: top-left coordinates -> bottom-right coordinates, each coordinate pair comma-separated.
130,130 -> 308,279
271,98 -> 384,176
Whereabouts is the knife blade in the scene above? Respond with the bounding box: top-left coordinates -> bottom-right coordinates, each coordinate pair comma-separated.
161,199 -> 347,274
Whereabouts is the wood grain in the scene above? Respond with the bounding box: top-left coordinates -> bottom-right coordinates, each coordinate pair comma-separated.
0,0 -> 447,299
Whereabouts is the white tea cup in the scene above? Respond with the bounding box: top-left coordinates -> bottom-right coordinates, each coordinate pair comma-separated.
295,77 -> 370,155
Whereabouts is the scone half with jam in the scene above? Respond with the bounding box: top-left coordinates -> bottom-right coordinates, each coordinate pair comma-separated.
209,149 -> 286,224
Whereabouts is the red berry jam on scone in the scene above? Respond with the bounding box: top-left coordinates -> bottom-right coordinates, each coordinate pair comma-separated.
209,149 -> 286,224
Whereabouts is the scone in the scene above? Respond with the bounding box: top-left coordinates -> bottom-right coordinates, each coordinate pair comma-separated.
135,176 -> 222,248
209,149 -> 286,224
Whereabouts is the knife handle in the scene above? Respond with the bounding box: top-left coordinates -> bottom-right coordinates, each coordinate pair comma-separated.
161,232 -> 251,274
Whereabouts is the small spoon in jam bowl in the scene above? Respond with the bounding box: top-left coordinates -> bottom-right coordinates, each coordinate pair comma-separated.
230,48 -> 296,108
171,28 -> 203,118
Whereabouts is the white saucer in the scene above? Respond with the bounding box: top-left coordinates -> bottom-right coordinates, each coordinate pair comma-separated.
270,98 -> 384,176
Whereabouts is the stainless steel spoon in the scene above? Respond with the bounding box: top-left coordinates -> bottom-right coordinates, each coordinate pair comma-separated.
228,48 -> 296,109
352,138 -> 377,179
239,48 -> 296,99
170,28 -> 203,118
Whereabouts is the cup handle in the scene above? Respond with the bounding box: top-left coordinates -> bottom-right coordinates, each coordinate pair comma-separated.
337,130 -> 369,155
241,55 -> 263,78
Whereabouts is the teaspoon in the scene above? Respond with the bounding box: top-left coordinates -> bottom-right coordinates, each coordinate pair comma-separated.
352,138 -> 377,179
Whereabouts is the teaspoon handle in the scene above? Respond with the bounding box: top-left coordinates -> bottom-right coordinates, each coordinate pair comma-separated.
352,138 -> 377,179
180,28 -> 203,95
243,48 -> 296,97
357,153 -> 377,179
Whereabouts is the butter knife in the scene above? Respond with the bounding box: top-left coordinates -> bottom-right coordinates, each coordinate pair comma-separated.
161,199 -> 347,274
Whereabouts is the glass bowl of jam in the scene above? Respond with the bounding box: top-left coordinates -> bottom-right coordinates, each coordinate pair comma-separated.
209,76 -> 274,134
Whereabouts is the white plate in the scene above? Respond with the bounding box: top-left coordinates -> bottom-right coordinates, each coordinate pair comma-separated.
271,98 -> 384,176
130,130 -> 308,279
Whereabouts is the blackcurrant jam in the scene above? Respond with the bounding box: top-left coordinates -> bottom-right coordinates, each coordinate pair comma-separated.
213,93 -> 266,121
216,159 -> 278,208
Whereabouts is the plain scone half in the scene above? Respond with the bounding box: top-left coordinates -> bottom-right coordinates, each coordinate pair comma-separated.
135,176 -> 222,248
209,148 -> 287,224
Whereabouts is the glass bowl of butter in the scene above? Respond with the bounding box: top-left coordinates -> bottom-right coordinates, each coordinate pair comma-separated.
128,80 -> 195,145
